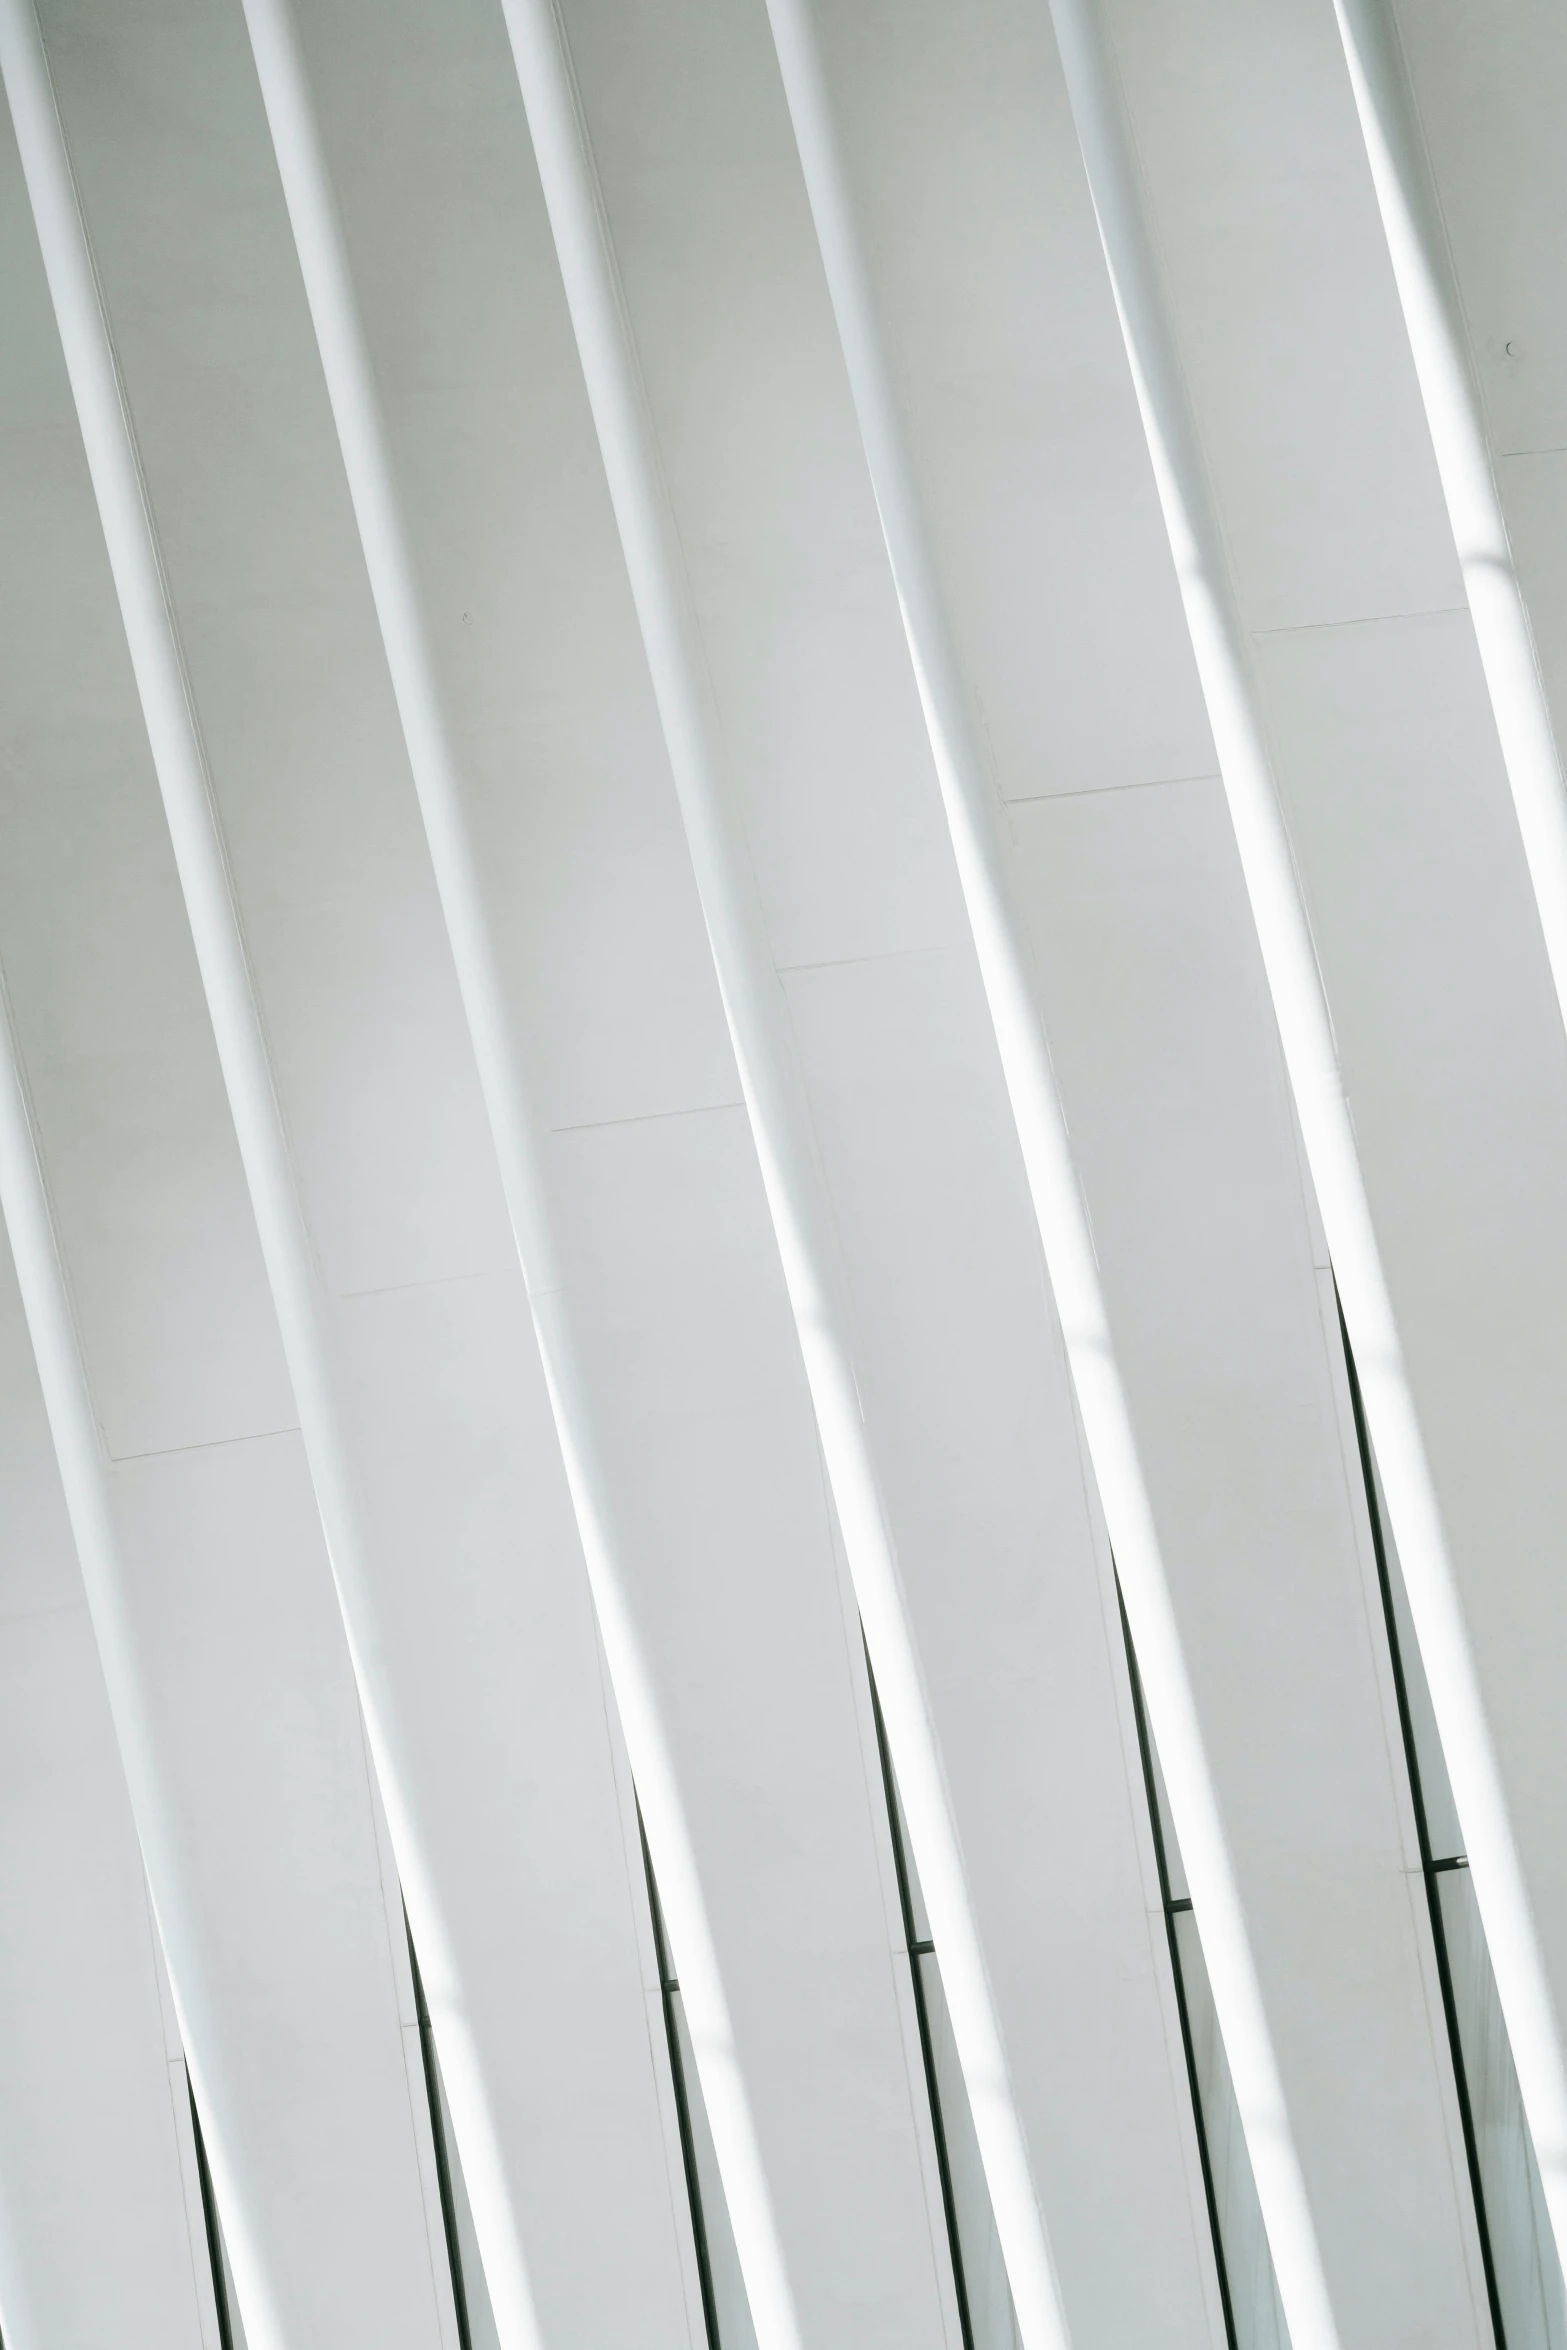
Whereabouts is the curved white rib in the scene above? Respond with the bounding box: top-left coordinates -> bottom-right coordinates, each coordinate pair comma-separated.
0,9 -> 496,2345
0,973 -> 284,2350
0,15 -> 297,2344
1329,0 -> 1567,1048
492,5 -> 1071,2347
761,6 -> 1338,2346
1044,0 -> 1567,2295
233,8 -> 796,2350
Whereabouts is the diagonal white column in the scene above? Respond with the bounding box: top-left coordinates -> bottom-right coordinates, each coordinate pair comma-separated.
229,5 -> 794,2347
1327,0 -> 1567,1046
1037,0 -> 1567,2302
0,955 -> 287,2350
0,8 -> 732,2349
758,6 -> 1341,2347
0,10 -> 509,2344
0,64 -> 422,2350
0,45 -> 474,2322
0,0 -> 354,1837
0,1585 -> 218,2350
0,25 -> 323,2344
486,4 -> 1073,2348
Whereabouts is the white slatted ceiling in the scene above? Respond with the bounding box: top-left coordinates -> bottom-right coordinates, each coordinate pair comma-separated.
0,4 -> 1560,2349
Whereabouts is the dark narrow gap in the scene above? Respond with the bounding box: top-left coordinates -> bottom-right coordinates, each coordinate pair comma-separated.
862,1638 -> 977,2350
186,2073 -> 235,2350
1335,1290 -> 1507,2350
637,1807 -> 723,2350
1115,1581 -> 1239,2350
404,1912 -> 474,2350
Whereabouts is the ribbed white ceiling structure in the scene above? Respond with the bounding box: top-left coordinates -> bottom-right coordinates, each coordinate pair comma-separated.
0,2 -> 1561,2347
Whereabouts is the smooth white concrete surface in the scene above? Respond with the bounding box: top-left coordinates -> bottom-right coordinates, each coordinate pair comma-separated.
29,2 -> 961,2345
0,63 -> 459,2340
768,2 -> 1491,2344
1066,0 -> 1567,2313
1257,599 -> 1567,2259
0,1237 -> 218,2350
489,0 -> 1053,2333
1378,0 -> 1567,469
1327,0 -> 1567,1039
7,4 -> 715,2343
1017,773 -> 1486,2350
286,13 -> 961,2328
0,3 -> 1556,2348
519,3 -> 1237,2342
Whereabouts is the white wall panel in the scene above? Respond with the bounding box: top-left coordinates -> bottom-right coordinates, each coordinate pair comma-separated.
1081,0 -> 1567,2325
543,1100 -> 956,2350
72,0 -> 962,2342
1015,773 -> 1486,2350
496,0 -> 1229,2340
18,5 -> 713,2343
1256,600 -> 1567,1987
0,83 -> 454,2341
1371,0 -> 1567,1015
777,941 -> 1219,2350
778,2 -> 1494,2343
1383,0 -> 1567,466
286,9 -> 963,2331
0,5 -> 1553,2350
0,1242 -> 215,2350
1321,0 -> 1567,1040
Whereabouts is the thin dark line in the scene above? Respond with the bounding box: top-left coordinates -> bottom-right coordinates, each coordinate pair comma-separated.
1336,1289 -> 1506,2350
863,1641 -> 976,2350
638,1810 -> 723,2350
405,1914 -> 474,2350
186,2074 -> 235,2350
1116,1581 -> 1239,2350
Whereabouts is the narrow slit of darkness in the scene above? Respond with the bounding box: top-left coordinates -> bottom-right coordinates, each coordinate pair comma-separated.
404,1912 -> 474,2350
862,1637 -> 977,2350
637,1807 -> 723,2350
1335,1289 -> 1507,2350
187,2073 -> 235,2350
1116,1580 -> 1239,2350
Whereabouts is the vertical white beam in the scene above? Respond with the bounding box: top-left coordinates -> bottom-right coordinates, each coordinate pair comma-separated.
489,4 -> 1071,2345
1034,0 -> 1567,2299
760,5 -> 1340,2346
1326,0 -> 1567,1042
